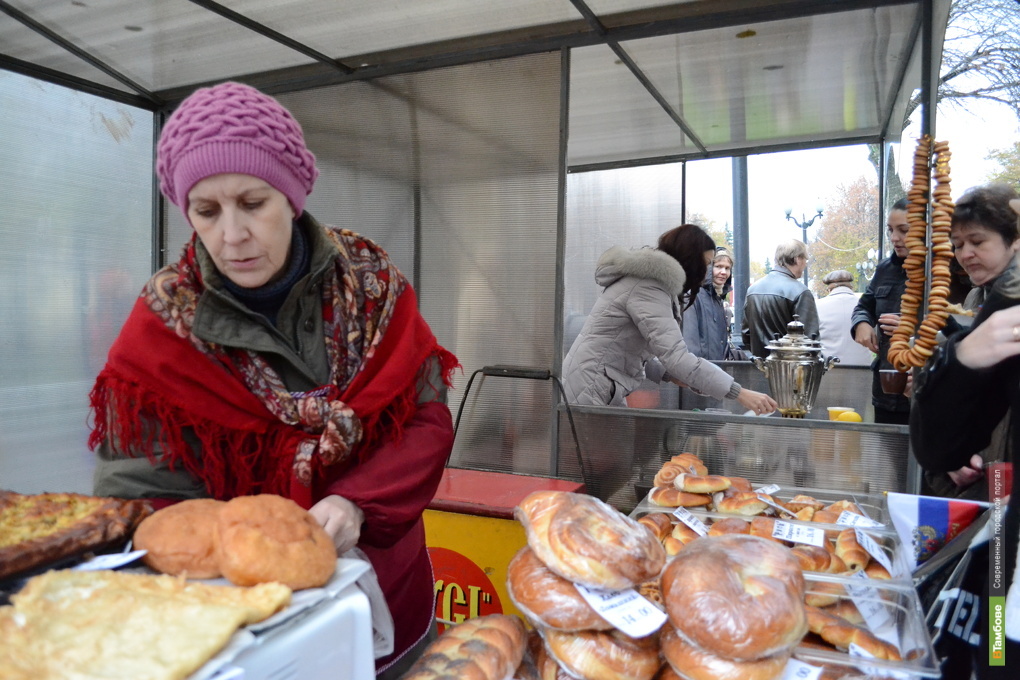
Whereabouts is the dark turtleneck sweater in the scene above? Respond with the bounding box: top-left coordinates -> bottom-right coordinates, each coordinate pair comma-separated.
221,221 -> 310,327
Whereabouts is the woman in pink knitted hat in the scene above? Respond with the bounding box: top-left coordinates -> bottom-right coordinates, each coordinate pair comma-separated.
89,81 -> 458,677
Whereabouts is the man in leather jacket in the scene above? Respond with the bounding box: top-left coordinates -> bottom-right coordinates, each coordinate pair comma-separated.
742,239 -> 819,357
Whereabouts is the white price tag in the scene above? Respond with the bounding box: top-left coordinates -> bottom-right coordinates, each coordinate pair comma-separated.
846,571 -> 893,631
837,511 -> 884,528
755,484 -> 781,495
855,528 -> 894,575
772,520 -> 826,547
848,643 -> 910,680
72,550 -> 147,571
672,507 -> 709,536
574,584 -> 667,638
779,658 -> 823,680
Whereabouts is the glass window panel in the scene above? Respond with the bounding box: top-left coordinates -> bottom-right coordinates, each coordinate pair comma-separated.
0,71 -> 153,493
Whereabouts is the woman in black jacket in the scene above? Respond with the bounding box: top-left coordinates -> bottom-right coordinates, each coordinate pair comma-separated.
911,195 -> 1020,678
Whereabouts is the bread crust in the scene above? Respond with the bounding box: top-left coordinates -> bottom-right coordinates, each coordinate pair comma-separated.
660,624 -> 790,680
543,628 -> 661,680
215,494 -> 336,590
505,547 -> 611,632
133,498 -> 225,578
0,490 -> 152,580
661,535 -> 807,661
515,491 -> 665,590
405,614 -> 527,680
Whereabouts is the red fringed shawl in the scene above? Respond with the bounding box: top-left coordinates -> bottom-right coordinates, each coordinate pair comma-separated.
89,225 -> 457,509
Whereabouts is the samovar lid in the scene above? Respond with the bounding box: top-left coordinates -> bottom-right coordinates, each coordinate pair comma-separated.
763,315 -> 823,353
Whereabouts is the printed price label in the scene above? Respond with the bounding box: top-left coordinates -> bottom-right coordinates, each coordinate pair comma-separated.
574,584 -> 667,638
848,643 -> 910,680
779,658 -> 823,680
755,484 -> 781,495
672,507 -> 709,536
846,571 -> 893,631
756,494 -> 798,519
772,520 -> 826,547
72,550 -> 147,571
837,511 -> 884,528
855,528 -> 895,575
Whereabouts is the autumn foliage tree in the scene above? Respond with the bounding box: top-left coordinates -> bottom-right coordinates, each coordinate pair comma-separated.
807,177 -> 881,296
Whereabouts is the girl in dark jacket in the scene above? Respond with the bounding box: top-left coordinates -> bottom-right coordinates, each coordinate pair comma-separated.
682,248 -> 741,361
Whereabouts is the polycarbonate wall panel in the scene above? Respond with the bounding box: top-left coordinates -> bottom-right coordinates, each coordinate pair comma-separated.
162,54 -> 563,478
0,72 -> 154,493
564,165 -> 685,355
409,55 -> 562,476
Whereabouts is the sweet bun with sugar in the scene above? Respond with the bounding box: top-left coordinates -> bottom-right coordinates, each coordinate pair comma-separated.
661,534 -> 807,661
215,494 -> 336,590
133,498 -> 226,578
515,491 -> 665,590
506,547 -> 612,631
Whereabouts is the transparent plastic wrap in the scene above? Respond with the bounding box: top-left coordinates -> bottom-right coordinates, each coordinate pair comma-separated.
631,501 -> 912,580
403,614 -> 527,680
660,535 -> 808,661
514,490 -> 665,590
540,627 -> 661,680
659,623 -> 792,680
794,573 -> 941,678
505,546 -> 611,632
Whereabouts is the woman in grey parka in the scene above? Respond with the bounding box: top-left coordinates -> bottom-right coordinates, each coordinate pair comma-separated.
562,224 -> 778,414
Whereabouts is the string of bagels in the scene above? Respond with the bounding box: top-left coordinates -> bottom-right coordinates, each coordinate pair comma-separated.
886,134 -> 955,371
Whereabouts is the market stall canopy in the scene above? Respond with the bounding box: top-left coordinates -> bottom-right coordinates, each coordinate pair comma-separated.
0,0 -> 947,169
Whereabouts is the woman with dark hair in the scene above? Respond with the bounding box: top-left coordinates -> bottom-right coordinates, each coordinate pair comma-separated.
562,224 -> 778,412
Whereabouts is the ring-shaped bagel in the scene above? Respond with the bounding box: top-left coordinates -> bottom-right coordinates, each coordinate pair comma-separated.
661,535 -> 807,661
516,491 -> 666,590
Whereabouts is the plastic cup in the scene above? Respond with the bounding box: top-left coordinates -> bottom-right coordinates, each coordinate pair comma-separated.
828,406 -> 854,421
879,369 -> 908,395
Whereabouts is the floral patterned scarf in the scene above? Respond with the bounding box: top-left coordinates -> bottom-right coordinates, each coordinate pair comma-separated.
89,223 -> 458,506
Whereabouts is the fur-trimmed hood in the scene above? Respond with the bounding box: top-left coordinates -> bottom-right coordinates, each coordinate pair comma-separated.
595,246 -> 686,296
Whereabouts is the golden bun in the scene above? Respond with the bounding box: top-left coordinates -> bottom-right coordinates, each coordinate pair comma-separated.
215,494 -> 336,590
133,499 -> 226,579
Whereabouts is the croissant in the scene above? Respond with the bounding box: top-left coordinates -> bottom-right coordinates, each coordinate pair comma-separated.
805,605 -> 901,661
834,529 -> 870,572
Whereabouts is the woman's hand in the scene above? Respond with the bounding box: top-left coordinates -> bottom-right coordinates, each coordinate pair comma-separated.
955,306 -> 1020,369
947,454 -> 984,488
877,313 -> 902,338
736,388 -> 779,415
854,323 -> 879,353
309,494 -> 364,555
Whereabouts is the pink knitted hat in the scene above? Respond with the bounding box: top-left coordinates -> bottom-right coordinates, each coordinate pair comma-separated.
156,82 -> 319,218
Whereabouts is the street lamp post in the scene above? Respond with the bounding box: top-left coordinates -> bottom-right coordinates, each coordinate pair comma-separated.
784,206 -> 824,285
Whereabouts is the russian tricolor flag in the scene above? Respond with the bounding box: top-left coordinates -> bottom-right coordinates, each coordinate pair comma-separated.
887,492 -> 988,568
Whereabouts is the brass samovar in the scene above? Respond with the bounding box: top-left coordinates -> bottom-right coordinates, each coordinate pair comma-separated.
752,316 -> 838,418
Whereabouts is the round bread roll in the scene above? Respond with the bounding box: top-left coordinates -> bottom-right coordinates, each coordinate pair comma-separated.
506,546 -> 612,631
660,624 -> 791,680
515,491 -> 666,590
543,628 -> 661,680
215,494 -> 336,590
661,535 -> 807,661
132,498 -> 225,578
653,462 -> 688,488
